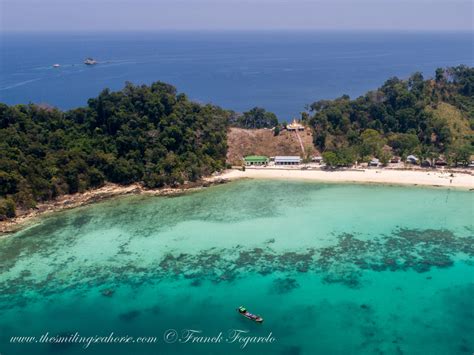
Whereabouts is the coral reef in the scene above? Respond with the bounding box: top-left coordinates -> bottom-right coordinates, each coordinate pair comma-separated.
0,228 -> 472,308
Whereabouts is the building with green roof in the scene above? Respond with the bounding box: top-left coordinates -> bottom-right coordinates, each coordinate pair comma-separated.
243,155 -> 269,166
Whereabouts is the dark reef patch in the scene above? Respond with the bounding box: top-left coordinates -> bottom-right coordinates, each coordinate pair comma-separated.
280,345 -> 302,355
118,310 -> 141,322
322,271 -> 362,288
271,277 -> 300,294
147,305 -> 161,315
441,284 -> 474,334
0,227 -> 472,305
190,279 -> 202,287
100,288 -> 115,297
70,213 -> 94,229
317,229 -> 472,281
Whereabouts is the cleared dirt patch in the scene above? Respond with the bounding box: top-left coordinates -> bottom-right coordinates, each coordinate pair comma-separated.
226,127 -> 317,165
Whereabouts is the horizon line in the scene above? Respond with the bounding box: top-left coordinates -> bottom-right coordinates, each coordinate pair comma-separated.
2,28 -> 474,34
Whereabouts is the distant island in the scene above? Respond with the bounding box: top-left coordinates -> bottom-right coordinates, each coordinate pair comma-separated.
0,66 -> 473,221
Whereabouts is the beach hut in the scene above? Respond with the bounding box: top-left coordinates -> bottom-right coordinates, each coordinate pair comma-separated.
312,156 -> 323,163
243,155 -> 269,166
406,155 -> 419,164
275,156 -> 302,165
369,158 -> 380,167
435,158 -> 447,166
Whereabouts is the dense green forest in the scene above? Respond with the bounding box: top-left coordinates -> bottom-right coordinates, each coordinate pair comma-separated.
0,82 -> 230,219
307,65 -> 473,167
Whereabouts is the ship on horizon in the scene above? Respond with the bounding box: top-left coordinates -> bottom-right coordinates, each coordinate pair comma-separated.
84,57 -> 97,65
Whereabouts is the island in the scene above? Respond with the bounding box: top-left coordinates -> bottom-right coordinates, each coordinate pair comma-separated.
0,66 -> 473,227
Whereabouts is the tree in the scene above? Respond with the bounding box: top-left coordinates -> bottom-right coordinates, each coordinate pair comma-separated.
0,198 -> 16,220
388,133 -> 420,157
379,150 -> 391,166
435,68 -> 445,83
273,125 -> 281,136
322,152 -> 338,168
359,129 -> 386,160
0,171 -> 19,195
322,147 -> 355,168
234,107 -> 278,129
303,145 -> 314,163
408,72 -> 425,98
449,143 -> 472,166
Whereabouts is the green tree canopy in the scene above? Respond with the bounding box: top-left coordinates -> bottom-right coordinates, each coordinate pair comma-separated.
0,82 -> 231,212
309,66 -> 474,159
231,107 -> 278,129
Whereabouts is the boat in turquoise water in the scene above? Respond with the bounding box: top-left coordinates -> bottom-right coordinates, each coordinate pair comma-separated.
238,306 -> 264,323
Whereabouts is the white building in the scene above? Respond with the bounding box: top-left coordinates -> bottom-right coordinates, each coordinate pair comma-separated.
286,119 -> 305,131
275,156 -> 302,165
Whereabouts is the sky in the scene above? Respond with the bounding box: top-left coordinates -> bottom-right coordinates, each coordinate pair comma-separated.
0,0 -> 473,32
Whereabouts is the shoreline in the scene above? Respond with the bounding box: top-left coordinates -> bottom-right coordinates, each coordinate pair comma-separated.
0,179 -> 227,235
1,168 -> 472,235
218,167 -> 474,189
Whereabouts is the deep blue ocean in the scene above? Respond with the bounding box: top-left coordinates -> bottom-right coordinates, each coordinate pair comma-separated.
0,31 -> 472,119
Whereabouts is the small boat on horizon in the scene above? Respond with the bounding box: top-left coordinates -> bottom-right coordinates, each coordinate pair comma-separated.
84,57 -> 97,65
52,64 -> 60,68
237,306 -> 263,323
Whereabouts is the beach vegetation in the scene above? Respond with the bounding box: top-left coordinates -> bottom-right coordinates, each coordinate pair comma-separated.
273,125 -> 281,136
322,147 -> 356,168
0,197 -> 16,219
448,143 -> 472,166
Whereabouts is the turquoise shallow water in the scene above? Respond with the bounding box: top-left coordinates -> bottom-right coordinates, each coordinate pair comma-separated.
0,180 -> 473,355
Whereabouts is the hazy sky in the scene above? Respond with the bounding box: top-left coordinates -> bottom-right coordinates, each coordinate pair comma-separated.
1,0 -> 473,32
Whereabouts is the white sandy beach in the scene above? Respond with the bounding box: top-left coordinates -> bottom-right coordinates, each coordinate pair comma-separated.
2,168 -> 472,234
216,168 -> 474,189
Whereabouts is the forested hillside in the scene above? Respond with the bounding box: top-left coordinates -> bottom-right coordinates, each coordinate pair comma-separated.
0,82 -> 230,218
307,66 -> 473,166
